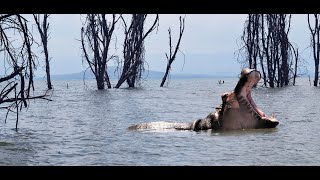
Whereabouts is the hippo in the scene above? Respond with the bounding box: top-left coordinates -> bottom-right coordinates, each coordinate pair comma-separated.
128,68 -> 279,131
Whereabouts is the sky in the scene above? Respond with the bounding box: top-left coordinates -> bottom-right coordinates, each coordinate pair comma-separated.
14,14 -> 316,76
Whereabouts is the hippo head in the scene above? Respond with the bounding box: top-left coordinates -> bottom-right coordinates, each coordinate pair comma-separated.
220,68 -> 279,130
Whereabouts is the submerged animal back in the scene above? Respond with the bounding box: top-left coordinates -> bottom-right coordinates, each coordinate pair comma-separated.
127,121 -> 192,130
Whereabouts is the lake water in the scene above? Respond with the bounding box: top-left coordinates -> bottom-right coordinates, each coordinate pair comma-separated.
0,77 -> 319,165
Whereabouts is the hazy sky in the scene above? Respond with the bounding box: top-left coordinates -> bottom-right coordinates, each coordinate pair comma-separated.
32,14 -> 312,76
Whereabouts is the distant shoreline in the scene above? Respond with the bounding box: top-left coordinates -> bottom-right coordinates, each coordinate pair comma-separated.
34,67 -> 238,81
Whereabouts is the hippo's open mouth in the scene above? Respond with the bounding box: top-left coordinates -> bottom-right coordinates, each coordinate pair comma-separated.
247,91 -> 266,118
241,69 -> 278,126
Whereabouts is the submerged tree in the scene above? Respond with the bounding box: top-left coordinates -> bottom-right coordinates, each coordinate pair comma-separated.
33,14 -> 52,89
307,14 -> 320,87
240,14 -> 261,70
239,14 -> 299,88
160,16 -> 185,87
114,14 -> 159,88
81,14 -> 119,89
0,14 -> 50,130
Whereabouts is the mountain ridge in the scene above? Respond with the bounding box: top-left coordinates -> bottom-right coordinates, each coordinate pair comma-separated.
35,66 -> 237,80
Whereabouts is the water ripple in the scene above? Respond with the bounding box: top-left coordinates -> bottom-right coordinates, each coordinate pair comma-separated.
1,78 -> 319,165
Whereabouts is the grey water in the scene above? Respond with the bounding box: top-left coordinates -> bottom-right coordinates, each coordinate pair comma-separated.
0,77 -> 319,165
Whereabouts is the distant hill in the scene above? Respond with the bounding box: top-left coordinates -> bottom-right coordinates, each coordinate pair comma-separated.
36,66 -> 235,81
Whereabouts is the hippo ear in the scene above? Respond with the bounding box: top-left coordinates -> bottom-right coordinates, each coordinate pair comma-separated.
240,68 -> 248,76
221,92 -> 229,98
221,92 -> 230,102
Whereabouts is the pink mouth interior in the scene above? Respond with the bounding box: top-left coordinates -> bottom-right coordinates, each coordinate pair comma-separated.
247,91 -> 266,118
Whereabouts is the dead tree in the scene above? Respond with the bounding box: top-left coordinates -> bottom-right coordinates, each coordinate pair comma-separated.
308,14 -> 320,87
0,14 -> 50,130
160,16 -> 185,87
114,14 -> 159,88
239,14 -> 299,88
292,46 -> 299,85
240,14 -> 261,70
262,14 -> 298,87
239,14 -> 267,86
33,14 -> 52,89
81,14 -> 119,89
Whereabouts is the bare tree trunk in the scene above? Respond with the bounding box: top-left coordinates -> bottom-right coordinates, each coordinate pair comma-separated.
239,14 -> 298,88
262,14 -> 275,88
252,15 -> 260,70
81,14 -> 119,90
308,14 -> 320,87
0,14 -> 50,130
33,14 -> 52,89
315,63 -> 319,86
115,14 -> 159,88
317,20 -> 320,86
259,14 -> 267,86
293,48 -> 298,85
247,14 -> 253,69
18,16 -> 35,97
240,14 -> 260,69
160,16 -> 185,87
